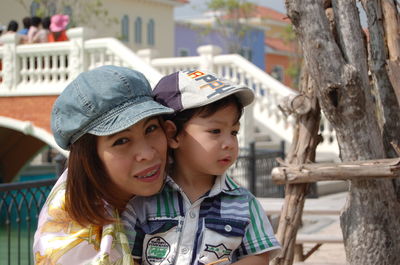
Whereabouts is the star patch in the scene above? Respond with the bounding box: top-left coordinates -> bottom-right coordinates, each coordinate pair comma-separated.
204,243 -> 232,259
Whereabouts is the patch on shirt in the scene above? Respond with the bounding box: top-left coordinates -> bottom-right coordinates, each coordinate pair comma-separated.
204,243 -> 232,259
145,236 -> 170,264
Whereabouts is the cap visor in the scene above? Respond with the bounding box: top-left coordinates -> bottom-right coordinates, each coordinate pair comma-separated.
88,100 -> 173,136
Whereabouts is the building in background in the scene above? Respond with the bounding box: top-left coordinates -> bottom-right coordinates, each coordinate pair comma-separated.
0,0 -> 187,57
174,4 -> 301,88
175,21 -> 265,70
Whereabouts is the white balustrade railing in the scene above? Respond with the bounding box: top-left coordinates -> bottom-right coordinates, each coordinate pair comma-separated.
0,28 -> 162,96
0,28 -> 338,157
147,45 -> 338,156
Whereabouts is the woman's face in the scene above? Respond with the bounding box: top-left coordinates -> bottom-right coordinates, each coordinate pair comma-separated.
97,117 -> 168,201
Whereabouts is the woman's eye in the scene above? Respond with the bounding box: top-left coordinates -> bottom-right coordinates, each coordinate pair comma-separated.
112,138 -> 129,146
232,130 -> 239,136
145,124 -> 159,134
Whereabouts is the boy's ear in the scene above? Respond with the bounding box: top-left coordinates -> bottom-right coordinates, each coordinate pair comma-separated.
163,120 -> 179,149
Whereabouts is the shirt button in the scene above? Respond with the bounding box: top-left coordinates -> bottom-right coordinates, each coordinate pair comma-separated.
225,225 -> 232,232
189,211 -> 196,219
181,247 -> 189,254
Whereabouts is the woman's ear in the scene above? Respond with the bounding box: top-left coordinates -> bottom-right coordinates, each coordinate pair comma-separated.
163,120 -> 179,149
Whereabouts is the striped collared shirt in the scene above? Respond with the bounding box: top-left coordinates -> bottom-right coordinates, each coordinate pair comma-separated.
122,174 -> 281,265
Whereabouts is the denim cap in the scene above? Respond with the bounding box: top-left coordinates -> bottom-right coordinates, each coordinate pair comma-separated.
51,65 -> 174,150
153,69 -> 254,113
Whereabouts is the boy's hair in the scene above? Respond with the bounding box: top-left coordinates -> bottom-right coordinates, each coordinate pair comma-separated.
171,95 -> 243,137
65,134 -> 128,226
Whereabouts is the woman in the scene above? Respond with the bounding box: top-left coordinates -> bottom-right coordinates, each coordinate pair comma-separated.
48,14 -> 69,42
33,65 -> 173,264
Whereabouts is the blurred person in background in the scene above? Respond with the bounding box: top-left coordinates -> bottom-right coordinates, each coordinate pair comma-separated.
48,14 -> 69,42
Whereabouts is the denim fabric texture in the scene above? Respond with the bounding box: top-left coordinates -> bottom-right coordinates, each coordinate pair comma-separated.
51,65 -> 173,150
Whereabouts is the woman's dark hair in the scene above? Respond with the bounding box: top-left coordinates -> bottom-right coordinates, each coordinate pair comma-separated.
7,20 -> 18,32
65,134 -> 129,226
31,16 -> 42,27
22,17 -> 31,29
42,17 -> 51,30
171,95 -> 244,137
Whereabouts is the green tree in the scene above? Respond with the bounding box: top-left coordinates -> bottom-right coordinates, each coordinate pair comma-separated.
205,0 -> 257,54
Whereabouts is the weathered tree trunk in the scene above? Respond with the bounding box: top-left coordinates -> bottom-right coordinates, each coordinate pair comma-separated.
272,64 -> 321,265
285,0 -> 400,264
378,0 -> 400,201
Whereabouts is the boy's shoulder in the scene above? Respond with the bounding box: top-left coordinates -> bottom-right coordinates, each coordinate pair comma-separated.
222,175 -> 256,198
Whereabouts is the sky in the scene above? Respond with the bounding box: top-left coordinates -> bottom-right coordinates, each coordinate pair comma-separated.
174,0 -> 286,20
174,0 -> 367,27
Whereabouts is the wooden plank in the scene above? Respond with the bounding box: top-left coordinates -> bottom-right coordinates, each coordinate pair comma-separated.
272,158 -> 400,184
296,234 -> 343,244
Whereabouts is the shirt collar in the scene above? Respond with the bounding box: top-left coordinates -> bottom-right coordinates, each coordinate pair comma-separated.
165,174 -> 243,198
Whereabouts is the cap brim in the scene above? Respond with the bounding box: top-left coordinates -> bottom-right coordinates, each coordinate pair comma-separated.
231,86 -> 255,107
87,99 -> 174,136
193,85 -> 255,110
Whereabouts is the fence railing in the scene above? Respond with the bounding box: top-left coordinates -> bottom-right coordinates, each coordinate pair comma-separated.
0,179 -> 56,265
228,142 -> 285,197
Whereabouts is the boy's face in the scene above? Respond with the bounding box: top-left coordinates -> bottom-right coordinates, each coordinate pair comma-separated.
172,102 -> 240,178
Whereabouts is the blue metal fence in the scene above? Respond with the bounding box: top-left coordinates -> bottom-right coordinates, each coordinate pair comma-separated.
0,179 -> 56,265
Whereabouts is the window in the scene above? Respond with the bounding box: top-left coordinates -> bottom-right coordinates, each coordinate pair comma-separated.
240,47 -> 253,62
178,48 -> 189,57
63,6 -> 73,26
30,2 -> 39,16
121,15 -> 129,42
147,19 -> 155,45
271,65 -> 284,82
48,2 -> 56,16
135,17 -> 142,44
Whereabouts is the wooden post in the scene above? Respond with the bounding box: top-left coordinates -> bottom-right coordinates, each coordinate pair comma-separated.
272,66 -> 322,265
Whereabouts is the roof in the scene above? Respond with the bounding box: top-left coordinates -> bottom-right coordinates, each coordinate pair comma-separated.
253,6 -> 289,23
224,5 -> 290,24
265,37 -> 296,53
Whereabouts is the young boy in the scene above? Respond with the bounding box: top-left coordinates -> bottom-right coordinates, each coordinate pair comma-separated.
122,70 -> 281,265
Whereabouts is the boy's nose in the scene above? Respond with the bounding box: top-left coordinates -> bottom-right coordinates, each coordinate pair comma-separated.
222,136 -> 235,149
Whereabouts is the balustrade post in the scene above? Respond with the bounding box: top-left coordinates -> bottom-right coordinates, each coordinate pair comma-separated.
197,45 -> 221,72
0,33 -> 20,91
137,49 -> 159,64
240,101 -> 255,147
67,27 -> 92,80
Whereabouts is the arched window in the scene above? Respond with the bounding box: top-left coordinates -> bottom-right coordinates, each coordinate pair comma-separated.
147,19 -> 155,45
48,2 -> 56,16
30,2 -> 39,16
63,6 -> 73,27
121,15 -> 129,42
135,17 -> 142,44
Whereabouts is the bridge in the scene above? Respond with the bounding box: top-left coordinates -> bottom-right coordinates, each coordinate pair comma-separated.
0,27 -> 339,183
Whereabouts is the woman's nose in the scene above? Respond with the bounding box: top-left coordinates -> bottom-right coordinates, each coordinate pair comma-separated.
135,142 -> 156,162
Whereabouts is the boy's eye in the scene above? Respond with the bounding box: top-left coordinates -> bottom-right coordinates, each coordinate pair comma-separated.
112,138 -> 129,146
145,124 -> 159,134
209,129 -> 221,134
231,130 -> 239,136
